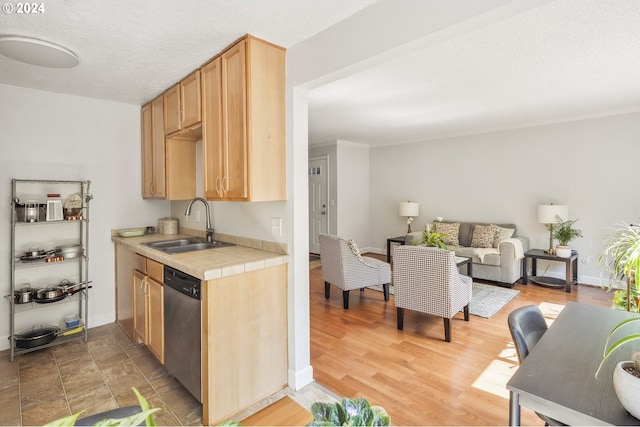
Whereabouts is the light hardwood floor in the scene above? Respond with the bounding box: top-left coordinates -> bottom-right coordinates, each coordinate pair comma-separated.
310,254 -> 612,426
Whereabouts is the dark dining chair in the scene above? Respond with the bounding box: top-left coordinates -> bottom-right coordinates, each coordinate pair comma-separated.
508,305 -> 565,426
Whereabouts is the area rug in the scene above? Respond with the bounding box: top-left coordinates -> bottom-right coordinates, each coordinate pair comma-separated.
468,283 -> 519,318
368,283 -> 519,318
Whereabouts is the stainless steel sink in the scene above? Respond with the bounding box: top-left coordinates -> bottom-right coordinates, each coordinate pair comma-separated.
142,237 -> 235,254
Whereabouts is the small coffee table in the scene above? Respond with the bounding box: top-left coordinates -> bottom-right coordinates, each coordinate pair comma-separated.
522,249 -> 578,293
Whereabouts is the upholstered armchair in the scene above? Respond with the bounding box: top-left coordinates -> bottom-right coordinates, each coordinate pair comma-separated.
319,234 -> 391,309
393,245 -> 472,342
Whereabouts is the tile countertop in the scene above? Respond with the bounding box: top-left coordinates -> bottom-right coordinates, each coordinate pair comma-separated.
111,232 -> 289,281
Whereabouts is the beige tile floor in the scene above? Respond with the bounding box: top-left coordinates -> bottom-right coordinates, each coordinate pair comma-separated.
0,322 -> 202,426
0,322 -> 338,426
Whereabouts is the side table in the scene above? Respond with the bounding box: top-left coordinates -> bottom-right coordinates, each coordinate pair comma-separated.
522,249 -> 578,293
386,236 -> 406,263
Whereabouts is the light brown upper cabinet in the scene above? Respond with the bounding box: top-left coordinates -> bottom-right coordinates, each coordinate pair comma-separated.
141,95 -> 166,198
164,70 -> 202,135
141,95 -> 195,200
202,35 -> 286,201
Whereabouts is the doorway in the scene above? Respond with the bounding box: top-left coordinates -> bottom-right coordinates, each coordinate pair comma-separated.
308,156 -> 328,254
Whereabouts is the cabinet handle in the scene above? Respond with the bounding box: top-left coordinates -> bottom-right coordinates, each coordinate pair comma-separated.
222,176 -> 228,195
177,111 -> 181,128
215,176 -> 222,196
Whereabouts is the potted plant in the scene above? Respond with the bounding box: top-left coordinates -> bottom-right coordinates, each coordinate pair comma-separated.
418,229 -> 447,249
595,320 -> 640,419
552,218 -> 583,258
594,225 -> 640,418
307,397 -> 390,426
45,387 -> 158,426
597,223 -> 640,312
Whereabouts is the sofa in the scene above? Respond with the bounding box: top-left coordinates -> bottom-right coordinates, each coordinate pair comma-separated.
405,220 -> 529,287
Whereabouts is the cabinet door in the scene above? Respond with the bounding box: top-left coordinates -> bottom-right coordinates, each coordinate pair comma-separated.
142,96 -> 166,199
115,247 -> 145,340
133,270 -> 148,345
151,95 -> 166,198
164,84 -> 181,134
141,103 -> 154,198
181,70 -> 202,129
147,278 -> 164,364
221,40 -> 248,200
202,57 -> 224,200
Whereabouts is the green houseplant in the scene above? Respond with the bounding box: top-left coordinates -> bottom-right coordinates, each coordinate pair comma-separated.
594,224 -> 640,418
596,320 -> 640,419
418,229 -> 447,249
552,218 -> 582,258
45,387 -> 159,426
598,223 -> 640,312
307,397 -> 390,426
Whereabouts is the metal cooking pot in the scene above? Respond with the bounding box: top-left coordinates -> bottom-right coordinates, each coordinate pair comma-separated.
33,286 -> 66,303
13,284 -> 34,304
24,248 -> 47,257
18,248 -> 56,261
14,325 -> 59,348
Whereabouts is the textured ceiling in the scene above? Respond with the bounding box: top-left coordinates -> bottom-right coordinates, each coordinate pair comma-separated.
308,0 -> 640,146
2,0 -> 639,148
0,0 -> 376,104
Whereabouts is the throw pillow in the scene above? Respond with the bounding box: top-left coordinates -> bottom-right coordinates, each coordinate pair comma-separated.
346,239 -> 363,260
433,222 -> 460,246
493,226 -> 515,248
471,224 -> 499,248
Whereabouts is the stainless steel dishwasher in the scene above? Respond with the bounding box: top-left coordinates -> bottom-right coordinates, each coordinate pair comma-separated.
163,265 -> 202,402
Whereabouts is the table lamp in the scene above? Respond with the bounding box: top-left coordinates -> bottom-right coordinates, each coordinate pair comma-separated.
537,204 -> 568,254
399,201 -> 419,233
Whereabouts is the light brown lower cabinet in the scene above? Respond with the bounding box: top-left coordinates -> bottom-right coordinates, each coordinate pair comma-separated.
115,246 -> 146,340
146,277 -> 164,364
201,264 -> 288,425
131,260 -> 165,364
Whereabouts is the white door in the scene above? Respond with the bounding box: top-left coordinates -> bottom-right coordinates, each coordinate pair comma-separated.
308,157 -> 328,254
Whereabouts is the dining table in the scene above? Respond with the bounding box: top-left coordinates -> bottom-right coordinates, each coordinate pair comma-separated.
507,301 -> 640,425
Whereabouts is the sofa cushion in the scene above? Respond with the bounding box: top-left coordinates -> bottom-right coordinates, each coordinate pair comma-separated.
471,224 -> 498,248
493,226 -> 515,248
433,222 -> 460,246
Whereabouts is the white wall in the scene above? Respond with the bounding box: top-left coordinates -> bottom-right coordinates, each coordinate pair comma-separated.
368,112 -> 640,285
336,141 -> 370,245
0,84 -> 170,350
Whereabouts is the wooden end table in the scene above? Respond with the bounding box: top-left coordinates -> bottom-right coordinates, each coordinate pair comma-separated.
386,236 -> 406,263
522,249 -> 578,293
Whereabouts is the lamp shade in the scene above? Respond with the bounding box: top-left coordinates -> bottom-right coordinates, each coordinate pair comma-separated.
537,204 -> 568,224
399,202 -> 419,217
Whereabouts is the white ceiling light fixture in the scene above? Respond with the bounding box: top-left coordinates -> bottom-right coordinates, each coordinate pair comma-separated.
0,36 -> 79,68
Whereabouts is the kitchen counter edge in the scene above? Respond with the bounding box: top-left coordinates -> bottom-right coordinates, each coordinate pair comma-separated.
111,233 -> 289,282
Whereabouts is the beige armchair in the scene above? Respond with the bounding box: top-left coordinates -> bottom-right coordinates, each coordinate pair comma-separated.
319,234 -> 391,309
393,245 -> 472,342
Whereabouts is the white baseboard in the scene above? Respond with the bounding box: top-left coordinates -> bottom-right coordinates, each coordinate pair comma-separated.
288,365 -> 314,391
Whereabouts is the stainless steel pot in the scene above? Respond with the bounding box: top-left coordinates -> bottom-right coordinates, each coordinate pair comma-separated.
33,286 -> 66,303
56,244 -> 83,259
13,284 -> 34,304
14,325 -> 59,348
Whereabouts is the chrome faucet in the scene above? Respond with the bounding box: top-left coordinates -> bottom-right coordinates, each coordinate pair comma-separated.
185,197 -> 215,242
